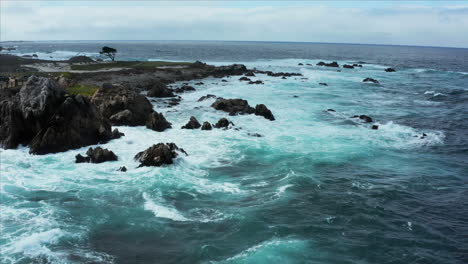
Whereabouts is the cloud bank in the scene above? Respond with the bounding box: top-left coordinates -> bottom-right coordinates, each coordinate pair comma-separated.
2,1 -> 468,48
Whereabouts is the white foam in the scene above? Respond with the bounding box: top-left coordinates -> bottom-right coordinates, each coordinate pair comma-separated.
6,228 -> 64,255
143,192 -> 189,221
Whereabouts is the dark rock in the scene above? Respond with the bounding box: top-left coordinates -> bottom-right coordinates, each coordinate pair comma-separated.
282,77 -> 287,79
221,79 -> 228,82
181,116 -> 201,129
316,61 -> 339,67
197,94 -> 217,102
352,64 -> 363,67
29,95 -> 113,154
255,104 -> 275,121
118,166 -> 127,172
201,121 -> 212,130
174,85 -> 195,93
352,115 -> 373,123
293,95 -> 299,98
343,64 -> 354,69
245,72 -> 255,77
298,63 -> 304,66
248,80 -> 264,85
195,82 -> 204,85
363,78 -> 380,84
134,143 -> 185,167
239,77 -> 251,81
75,147 -> 118,163
146,112 -> 172,132
248,133 -> 262,137
147,82 -> 175,98
91,83 -> 153,126
111,128 -> 124,139
211,64 -> 248,77
214,118 -> 232,129
371,125 -> 379,130
319,83 -> 328,86
211,98 -> 255,116
385,68 -> 396,72
327,109 -> 336,112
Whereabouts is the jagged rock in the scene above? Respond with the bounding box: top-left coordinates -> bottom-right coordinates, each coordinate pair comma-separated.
146,112 -> 172,132
117,166 -> 127,172
316,61 -> 339,67
109,110 -> 133,125
211,64 -> 248,77
343,64 -> 354,69
197,94 -> 217,102
29,95 -> 112,154
75,147 -> 118,164
134,143 -> 186,167
363,78 -> 380,84
201,121 -> 212,130
385,68 -> 396,72
0,100 -> 26,149
239,77 -> 251,81
211,98 -> 255,116
111,128 -> 124,139
214,118 -> 232,129
91,83 -> 153,126
181,116 -> 201,129
255,104 -> 275,121
147,82 -> 175,97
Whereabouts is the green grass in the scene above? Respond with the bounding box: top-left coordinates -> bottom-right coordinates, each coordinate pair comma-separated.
70,61 -> 192,71
66,84 -> 99,96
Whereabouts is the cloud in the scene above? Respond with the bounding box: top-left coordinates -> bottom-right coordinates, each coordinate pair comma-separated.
2,1 -> 468,48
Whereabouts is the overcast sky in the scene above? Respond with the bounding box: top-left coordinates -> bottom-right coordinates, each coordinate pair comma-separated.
2,1 -> 468,48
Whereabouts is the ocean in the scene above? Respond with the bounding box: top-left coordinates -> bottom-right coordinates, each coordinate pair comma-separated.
1,41 -> 467,264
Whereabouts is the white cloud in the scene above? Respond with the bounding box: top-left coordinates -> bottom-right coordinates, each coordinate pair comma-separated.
2,2 -> 468,48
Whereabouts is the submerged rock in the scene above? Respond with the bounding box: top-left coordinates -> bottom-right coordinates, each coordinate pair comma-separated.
371,125 -> 379,130
248,80 -> 264,85
134,143 -> 186,167
146,112 -> 172,132
174,85 -> 195,93
363,78 -> 380,84
181,116 -> 201,129
117,166 -> 127,172
343,64 -> 354,69
319,83 -> 328,86
239,77 -> 251,81
316,61 -> 339,67
351,115 -> 373,123
385,68 -> 396,72
75,147 -> 118,164
197,94 -> 217,102
201,121 -> 212,130
245,72 -> 256,77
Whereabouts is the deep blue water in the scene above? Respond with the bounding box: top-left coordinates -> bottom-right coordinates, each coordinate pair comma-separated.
1,41 -> 467,264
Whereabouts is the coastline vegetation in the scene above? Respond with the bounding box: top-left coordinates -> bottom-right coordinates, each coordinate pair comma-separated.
66,84 -> 99,96
70,61 -> 192,71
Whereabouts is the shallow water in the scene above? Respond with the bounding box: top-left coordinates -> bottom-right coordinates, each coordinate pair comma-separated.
1,42 -> 468,263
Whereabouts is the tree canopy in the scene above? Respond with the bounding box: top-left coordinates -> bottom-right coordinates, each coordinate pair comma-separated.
99,46 -> 117,61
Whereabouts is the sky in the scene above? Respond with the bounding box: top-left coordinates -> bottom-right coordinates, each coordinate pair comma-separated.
1,1 -> 468,48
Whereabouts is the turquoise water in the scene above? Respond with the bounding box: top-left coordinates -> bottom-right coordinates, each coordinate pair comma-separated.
1,51 -> 468,263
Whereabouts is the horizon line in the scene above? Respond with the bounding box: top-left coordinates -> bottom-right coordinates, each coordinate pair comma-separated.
1,39 -> 467,50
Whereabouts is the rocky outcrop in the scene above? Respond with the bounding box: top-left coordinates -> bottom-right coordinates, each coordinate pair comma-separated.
214,118 -> 232,129
343,64 -> 354,69
117,166 -> 127,172
316,61 -> 339,67
146,112 -> 172,132
1,76 -> 115,154
363,78 -> 380,84
181,116 -> 201,129
245,72 -> 255,77
352,115 -> 373,123
385,68 -> 396,72
211,64 -> 248,77
91,83 -> 153,126
211,98 -> 255,116
75,147 -> 118,163
254,70 -> 302,77
147,82 -> 175,98
248,80 -> 264,85
211,98 -> 275,121
255,104 -> 275,121
201,121 -> 212,130
134,143 -> 186,167
29,95 -> 113,154
239,77 -> 251,81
